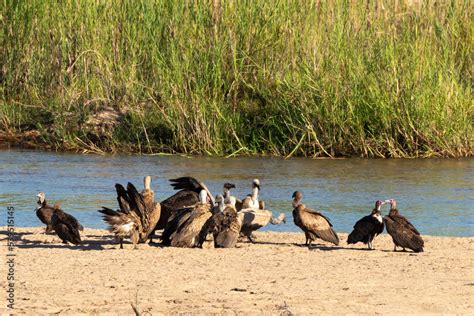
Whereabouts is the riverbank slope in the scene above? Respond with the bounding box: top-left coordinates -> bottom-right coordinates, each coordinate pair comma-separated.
0,227 -> 472,314
2,1 -> 472,158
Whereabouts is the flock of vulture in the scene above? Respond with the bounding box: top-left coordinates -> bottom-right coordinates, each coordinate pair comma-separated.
34,176 -> 425,253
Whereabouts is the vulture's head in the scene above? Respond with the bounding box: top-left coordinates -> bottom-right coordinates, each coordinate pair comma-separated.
199,190 -> 208,204
252,179 -> 261,191
374,200 -> 386,211
36,192 -> 46,205
143,176 -> 152,190
384,199 -> 397,210
292,191 -> 303,208
223,183 -> 235,190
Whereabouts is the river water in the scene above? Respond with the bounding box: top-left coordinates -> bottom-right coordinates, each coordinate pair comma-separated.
0,150 -> 472,236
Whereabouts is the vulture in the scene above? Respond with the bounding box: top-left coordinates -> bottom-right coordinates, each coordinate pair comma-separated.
238,198 -> 286,242
239,179 -> 261,210
51,203 -> 83,245
292,191 -> 339,247
98,177 -> 161,249
223,183 -> 236,205
161,190 -> 212,248
211,194 -> 225,214
384,199 -> 424,253
35,192 -> 55,233
197,196 -> 242,248
347,200 -> 386,249
153,177 -> 214,232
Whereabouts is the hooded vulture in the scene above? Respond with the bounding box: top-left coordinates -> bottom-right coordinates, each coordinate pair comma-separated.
35,192 -> 55,233
51,203 -> 83,245
347,200 -> 386,249
291,191 -> 339,247
384,199 -> 424,253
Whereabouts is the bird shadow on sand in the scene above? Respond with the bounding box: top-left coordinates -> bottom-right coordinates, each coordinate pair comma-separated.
378,249 -> 421,254
0,230 -> 36,240
246,240 -> 295,246
12,234 -> 122,251
147,241 -> 167,248
307,244 -> 376,251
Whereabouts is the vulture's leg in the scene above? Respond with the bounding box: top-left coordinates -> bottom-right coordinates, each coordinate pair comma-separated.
247,234 -> 254,243
393,245 -> 397,252
119,238 -> 123,249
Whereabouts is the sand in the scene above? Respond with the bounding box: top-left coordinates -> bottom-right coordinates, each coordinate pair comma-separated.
0,227 -> 473,315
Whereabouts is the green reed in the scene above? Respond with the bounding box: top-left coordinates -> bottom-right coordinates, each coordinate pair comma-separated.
1,0 -> 472,157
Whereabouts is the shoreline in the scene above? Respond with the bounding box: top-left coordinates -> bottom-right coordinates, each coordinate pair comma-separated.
1,227 -> 473,314
1,145 -> 473,159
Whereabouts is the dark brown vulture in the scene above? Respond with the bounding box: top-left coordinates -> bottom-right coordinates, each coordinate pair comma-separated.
51,203 -> 83,245
292,191 -> 339,247
35,192 -> 54,233
347,200 -> 386,249
153,177 -> 214,233
197,196 -> 242,248
98,177 -> 161,249
161,190 -> 212,248
384,199 -> 424,253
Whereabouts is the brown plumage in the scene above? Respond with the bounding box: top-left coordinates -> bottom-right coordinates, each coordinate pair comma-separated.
384,199 -> 424,253
141,176 -> 161,243
162,190 -> 212,248
99,177 -> 161,249
239,197 -> 266,210
238,209 -> 286,242
35,192 -> 54,233
154,177 -> 213,231
198,198 -> 242,248
51,203 -> 83,245
292,191 -> 339,246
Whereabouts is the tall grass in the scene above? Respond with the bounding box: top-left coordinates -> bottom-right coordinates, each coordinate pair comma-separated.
1,0 -> 472,157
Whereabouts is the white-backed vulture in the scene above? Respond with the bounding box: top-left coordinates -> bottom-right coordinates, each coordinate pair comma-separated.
240,179 -> 261,209
223,183 -> 236,205
162,190 -> 212,248
153,177 -> 214,232
238,208 -> 286,242
212,194 -> 225,214
198,196 -> 242,248
98,177 -> 161,249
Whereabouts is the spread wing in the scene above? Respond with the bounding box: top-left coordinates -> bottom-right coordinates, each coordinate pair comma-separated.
169,177 -> 202,193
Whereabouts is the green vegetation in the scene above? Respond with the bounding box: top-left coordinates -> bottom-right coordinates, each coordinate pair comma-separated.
1,0 -> 472,157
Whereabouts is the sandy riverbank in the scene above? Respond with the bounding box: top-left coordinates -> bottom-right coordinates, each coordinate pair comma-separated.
0,227 -> 473,314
